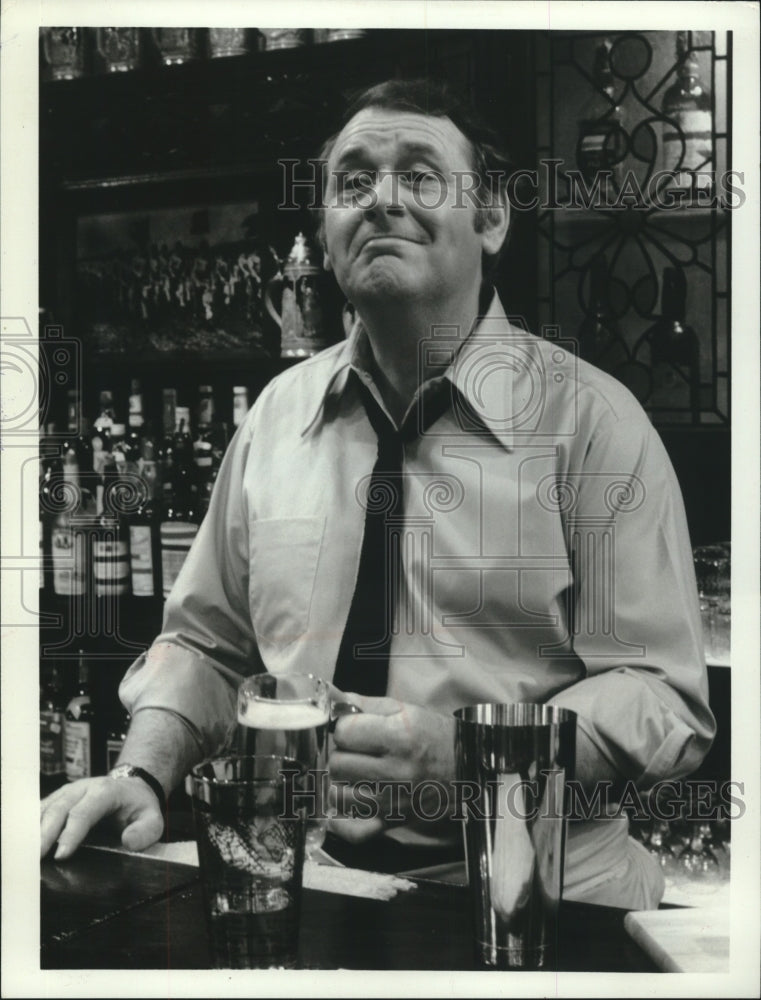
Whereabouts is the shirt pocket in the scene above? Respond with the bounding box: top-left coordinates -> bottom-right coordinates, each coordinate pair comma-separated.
248,516 -> 325,649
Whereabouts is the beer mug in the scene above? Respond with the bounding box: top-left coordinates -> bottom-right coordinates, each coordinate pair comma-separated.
265,234 -> 329,358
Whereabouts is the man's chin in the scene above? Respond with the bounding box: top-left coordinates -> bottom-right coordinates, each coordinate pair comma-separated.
348,258 -> 419,302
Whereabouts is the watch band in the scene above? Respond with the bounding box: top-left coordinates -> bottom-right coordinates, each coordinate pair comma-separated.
109,763 -> 167,816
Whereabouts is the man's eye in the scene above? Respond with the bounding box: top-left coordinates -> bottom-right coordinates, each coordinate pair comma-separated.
403,169 -> 444,190
343,170 -> 377,191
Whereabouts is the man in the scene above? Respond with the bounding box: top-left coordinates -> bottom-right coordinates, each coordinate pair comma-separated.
41,79 -> 715,908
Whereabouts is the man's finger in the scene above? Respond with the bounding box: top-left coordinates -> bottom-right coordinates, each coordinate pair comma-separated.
121,811 -> 165,853
40,785 -> 87,857
332,712 -> 398,755
330,749 -> 412,785
50,785 -> 119,860
344,693 -> 403,716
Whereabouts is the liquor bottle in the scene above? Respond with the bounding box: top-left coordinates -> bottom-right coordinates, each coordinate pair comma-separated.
92,389 -> 116,515
39,422 -> 59,593
105,708 -> 131,772
232,386 -> 249,428
578,254 -> 629,373
51,426 -> 92,597
40,663 -> 66,776
64,651 -> 94,781
646,267 -> 700,422
193,385 -> 215,472
129,430 -> 161,598
94,428 -> 131,598
62,389 -> 93,478
125,379 -> 145,475
576,39 -> 625,202
173,406 -> 195,466
194,386 -> 218,519
199,465 -> 219,520
661,32 -> 712,195
160,409 -> 199,599
162,388 -> 178,455
110,423 -> 128,481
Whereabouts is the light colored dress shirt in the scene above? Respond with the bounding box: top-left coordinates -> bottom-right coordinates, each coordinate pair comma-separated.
120,293 -> 715,908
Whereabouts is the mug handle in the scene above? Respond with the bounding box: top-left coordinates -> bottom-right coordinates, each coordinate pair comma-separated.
264,271 -> 284,328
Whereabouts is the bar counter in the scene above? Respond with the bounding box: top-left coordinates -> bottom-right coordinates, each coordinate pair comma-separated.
41,842 -> 660,972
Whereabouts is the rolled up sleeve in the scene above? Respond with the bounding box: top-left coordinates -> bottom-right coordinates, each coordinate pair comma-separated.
119,418 -> 260,757
548,406 -> 716,786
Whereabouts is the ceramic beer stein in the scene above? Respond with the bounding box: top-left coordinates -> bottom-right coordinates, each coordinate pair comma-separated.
265,234 -> 328,358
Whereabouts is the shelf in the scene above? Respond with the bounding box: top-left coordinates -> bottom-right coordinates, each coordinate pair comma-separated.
543,205 -> 730,231
41,33 -> 381,102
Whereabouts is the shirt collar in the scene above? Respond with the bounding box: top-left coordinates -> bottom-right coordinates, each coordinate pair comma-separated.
301,291 -> 526,450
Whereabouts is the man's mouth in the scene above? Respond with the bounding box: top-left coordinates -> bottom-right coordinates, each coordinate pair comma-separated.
359,234 -> 423,252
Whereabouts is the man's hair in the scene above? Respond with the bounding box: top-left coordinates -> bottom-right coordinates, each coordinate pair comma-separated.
313,77 -> 514,280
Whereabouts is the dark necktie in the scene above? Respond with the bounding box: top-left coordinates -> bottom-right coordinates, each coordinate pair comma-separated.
332,378 -> 453,697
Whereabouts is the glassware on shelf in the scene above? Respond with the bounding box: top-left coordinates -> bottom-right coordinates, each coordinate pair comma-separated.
42,27 -> 85,80
151,28 -> 198,66
259,28 -> 310,50
326,29 -> 368,42
692,542 -> 731,664
96,28 -> 141,73
208,28 -> 250,58
678,827 -> 721,881
646,819 -> 681,875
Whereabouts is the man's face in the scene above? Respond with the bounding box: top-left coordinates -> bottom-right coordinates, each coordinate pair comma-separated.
322,108 -> 497,308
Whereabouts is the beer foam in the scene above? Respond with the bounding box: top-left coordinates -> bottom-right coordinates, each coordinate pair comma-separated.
239,699 -> 328,730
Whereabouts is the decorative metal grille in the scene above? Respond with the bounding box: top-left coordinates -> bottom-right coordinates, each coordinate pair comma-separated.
535,31 -> 731,426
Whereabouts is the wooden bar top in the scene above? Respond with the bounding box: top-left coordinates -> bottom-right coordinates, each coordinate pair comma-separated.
41,846 -> 659,972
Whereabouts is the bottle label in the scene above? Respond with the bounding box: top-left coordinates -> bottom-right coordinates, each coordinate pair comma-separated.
64,719 -> 91,780
52,526 -> 87,595
194,441 -> 213,468
129,525 -> 155,597
94,538 -> 130,596
198,397 -> 214,426
106,736 -> 126,772
160,521 -> 199,597
41,709 -> 65,775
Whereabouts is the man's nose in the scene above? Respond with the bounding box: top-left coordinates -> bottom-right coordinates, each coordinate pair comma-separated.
364,170 -> 405,217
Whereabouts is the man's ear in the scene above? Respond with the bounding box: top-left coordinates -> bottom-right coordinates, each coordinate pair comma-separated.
479,199 -> 510,257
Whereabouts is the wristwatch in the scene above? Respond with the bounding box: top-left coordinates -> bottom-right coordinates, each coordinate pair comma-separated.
109,763 -> 167,816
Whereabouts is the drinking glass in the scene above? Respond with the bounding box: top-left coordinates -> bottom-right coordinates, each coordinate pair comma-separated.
186,754 -> 307,968
237,674 -> 329,858
693,543 -> 731,663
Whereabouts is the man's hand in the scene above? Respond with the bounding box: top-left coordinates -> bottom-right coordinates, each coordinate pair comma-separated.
40,776 -> 164,861
328,693 -> 456,842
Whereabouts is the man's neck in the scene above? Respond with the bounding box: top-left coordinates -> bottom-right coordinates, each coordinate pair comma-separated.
357,291 -> 482,424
